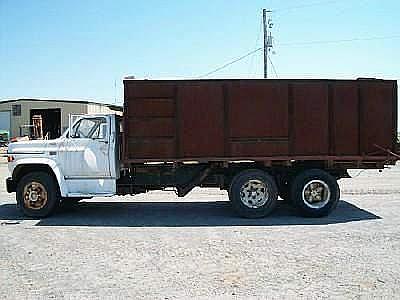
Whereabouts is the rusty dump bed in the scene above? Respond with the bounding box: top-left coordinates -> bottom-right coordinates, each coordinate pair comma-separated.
122,79 -> 398,167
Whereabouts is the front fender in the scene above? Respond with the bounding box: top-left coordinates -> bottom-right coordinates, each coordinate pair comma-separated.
12,157 -> 68,197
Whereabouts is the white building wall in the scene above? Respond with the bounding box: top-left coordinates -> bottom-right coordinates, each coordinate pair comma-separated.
87,103 -> 123,115
0,100 -> 122,138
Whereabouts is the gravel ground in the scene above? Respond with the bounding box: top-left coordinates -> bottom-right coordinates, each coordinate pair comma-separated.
0,162 -> 400,299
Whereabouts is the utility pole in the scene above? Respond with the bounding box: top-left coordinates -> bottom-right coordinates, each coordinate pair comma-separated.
263,9 -> 273,79
263,9 -> 268,79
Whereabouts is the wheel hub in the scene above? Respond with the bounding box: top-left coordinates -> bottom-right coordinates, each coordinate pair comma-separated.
240,179 -> 269,209
302,180 -> 330,209
29,191 -> 39,202
23,182 -> 48,210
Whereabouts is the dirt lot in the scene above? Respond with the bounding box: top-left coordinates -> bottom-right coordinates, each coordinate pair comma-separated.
0,161 -> 399,299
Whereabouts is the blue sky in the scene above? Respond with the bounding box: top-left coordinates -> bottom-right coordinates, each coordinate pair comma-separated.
1,0 -> 399,105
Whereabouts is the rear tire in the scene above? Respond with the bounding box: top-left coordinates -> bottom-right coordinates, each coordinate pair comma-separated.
229,169 -> 278,218
16,172 -> 60,218
290,169 -> 339,217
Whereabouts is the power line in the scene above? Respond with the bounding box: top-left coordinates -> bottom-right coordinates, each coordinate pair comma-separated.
198,34 -> 400,78
198,47 -> 262,78
278,35 -> 400,46
268,56 -> 278,78
248,18 -> 263,75
273,0 -> 344,13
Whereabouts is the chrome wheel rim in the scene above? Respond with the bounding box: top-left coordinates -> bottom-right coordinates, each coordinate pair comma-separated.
302,180 -> 330,209
23,181 -> 48,210
240,179 -> 269,208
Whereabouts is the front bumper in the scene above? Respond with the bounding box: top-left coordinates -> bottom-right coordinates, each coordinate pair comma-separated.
6,177 -> 16,193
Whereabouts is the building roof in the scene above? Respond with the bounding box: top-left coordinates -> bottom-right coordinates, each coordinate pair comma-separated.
0,98 -> 123,112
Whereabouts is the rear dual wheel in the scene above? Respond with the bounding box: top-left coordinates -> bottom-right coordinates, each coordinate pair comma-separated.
290,169 -> 340,217
229,168 -> 340,218
229,169 -> 278,218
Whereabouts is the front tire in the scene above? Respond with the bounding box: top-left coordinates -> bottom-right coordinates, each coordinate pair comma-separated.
229,169 -> 278,218
290,169 -> 340,217
16,172 -> 60,218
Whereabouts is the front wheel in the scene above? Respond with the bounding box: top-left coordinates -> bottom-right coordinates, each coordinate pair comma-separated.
290,169 -> 340,217
229,169 -> 278,218
16,172 -> 60,218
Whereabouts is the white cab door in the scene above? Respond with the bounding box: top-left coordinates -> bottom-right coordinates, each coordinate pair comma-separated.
62,116 -> 111,178
58,115 -> 116,196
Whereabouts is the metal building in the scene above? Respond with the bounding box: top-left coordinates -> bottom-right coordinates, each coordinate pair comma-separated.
0,99 -> 122,140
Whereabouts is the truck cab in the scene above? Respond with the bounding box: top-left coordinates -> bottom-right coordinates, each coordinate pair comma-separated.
6,114 -> 119,217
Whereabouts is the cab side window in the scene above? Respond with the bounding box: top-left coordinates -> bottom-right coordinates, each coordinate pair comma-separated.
71,118 -> 107,139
